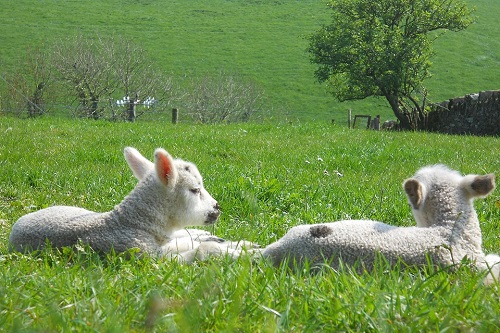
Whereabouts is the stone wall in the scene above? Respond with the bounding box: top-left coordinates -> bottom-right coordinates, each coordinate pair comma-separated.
424,90 -> 500,136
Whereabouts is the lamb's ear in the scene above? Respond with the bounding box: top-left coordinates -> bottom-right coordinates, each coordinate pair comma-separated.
463,174 -> 496,198
154,148 -> 178,187
124,147 -> 154,180
404,178 -> 424,209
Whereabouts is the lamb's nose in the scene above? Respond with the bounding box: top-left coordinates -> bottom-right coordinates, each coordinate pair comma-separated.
206,204 -> 221,224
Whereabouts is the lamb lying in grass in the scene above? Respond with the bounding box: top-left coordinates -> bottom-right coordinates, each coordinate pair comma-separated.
262,165 -> 499,283
9,147 -> 255,262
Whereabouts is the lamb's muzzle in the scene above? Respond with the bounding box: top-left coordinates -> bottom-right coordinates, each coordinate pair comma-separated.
206,203 -> 221,224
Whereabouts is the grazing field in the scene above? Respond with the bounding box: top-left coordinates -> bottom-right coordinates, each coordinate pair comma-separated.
0,0 -> 499,122
0,117 -> 499,332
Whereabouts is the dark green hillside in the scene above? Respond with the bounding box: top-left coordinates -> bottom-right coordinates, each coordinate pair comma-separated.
0,0 -> 498,122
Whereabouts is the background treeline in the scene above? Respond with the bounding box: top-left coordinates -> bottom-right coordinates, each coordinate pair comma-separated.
1,35 -> 263,123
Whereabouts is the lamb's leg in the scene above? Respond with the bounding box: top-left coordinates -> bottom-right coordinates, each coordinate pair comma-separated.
170,228 -> 212,239
161,237 -> 201,254
171,228 -> 259,247
169,242 -> 221,263
175,241 -> 261,263
220,239 -> 261,250
482,254 -> 500,285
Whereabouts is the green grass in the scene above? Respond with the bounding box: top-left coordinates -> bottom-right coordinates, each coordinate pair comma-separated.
0,117 -> 499,331
1,0 -> 499,122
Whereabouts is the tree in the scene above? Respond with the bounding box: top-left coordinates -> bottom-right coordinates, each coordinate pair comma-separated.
113,38 -> 177,122
24,46 -> 53,117
307,0 -> 474,129
181,70 -> 263,123
1,45 -> 53,117
52,35 -> 117,119
51,34 -> 177,121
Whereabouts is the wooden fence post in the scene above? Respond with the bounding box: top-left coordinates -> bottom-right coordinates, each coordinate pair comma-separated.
127,94 -> 137,122
172,108 -> 178,124
348,109 -> 352,128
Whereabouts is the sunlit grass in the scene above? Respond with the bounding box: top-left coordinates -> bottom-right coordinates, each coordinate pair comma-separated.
0,117 -> 499,331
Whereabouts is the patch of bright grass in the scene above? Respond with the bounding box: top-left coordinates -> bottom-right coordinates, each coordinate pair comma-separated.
0,117 -> 499,331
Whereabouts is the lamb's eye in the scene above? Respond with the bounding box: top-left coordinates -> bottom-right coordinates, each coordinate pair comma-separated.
190,188 -> 201,195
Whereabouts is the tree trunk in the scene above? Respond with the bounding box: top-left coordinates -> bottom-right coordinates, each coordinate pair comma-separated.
28,82 -> 45,118
127,94 -> 138,122
127,100 -> 136,122
384,93 -> 411,130
90,97 -> 99,120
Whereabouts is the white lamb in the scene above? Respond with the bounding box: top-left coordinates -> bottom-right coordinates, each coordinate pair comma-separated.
9,147 -> 254,262
262,165 -> 499,283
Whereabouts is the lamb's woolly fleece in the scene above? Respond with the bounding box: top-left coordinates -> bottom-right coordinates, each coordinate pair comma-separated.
262,165 -> 499,282
8,147 -> 233,260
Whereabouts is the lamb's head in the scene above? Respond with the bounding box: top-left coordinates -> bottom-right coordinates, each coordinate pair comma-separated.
124,147 -> 221,227
403,165 -> 495,228
170,158 -> 221,226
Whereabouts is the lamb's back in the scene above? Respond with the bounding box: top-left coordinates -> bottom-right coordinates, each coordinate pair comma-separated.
262,220 -> 452,269
9,206 -> 106,251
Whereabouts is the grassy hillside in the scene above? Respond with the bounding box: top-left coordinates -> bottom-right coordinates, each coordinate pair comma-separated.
430,0 -> 500,100
0,0 -> 499,122
0,118 -> 499,331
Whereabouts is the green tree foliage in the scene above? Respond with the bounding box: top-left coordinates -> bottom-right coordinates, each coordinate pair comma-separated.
308,0 -> 474,129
